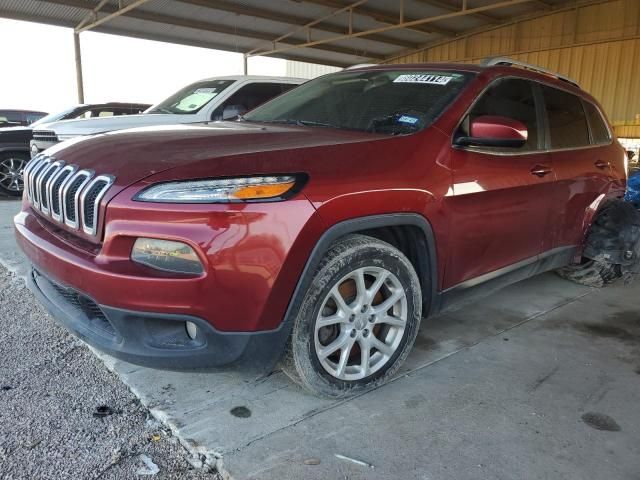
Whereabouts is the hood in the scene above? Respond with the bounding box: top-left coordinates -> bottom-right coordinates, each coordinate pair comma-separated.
0,126 -> 31,133
35,113 -> 197,135
45,121 -> 389,194
0,125 -> 33,143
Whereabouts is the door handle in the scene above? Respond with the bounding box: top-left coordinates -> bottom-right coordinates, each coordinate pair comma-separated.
530,165 -> 553,177
595,160 -> 611,169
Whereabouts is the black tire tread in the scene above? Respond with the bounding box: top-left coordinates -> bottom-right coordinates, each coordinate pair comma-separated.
280,234 -> 422,398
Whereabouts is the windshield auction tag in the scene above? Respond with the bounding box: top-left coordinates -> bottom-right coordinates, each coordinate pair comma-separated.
194,88 -> 218,94
393,74 -> 453,85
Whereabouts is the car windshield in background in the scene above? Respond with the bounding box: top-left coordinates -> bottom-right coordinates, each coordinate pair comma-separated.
148,80 -> 236,114
244,70 -> 474,135
30,106 -> 79,127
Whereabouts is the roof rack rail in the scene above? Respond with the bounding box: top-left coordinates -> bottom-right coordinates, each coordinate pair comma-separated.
482,56 -> 580,88
344,63 -> 379,70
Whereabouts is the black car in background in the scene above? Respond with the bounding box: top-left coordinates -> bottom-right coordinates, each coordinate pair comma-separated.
0,109 -> 47,127
0,102 -> 150,197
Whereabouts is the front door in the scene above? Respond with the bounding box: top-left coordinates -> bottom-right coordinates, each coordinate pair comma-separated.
445,77 -> 554,289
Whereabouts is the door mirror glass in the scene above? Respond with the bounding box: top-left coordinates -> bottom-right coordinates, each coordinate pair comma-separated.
455,115 -> 528,148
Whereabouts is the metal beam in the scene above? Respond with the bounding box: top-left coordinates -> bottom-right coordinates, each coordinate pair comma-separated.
413,0 -> 501,23
295,0 -> 458,37
249,0 -> 539,58
175,0 -> 418,49
381,0 -> 607,64
44,0 -> 386,59
0,7 -> 354,67
73,32 -> 85,103
76,0 -> 109,30
76,0 -> 154,33
247,0 -> 369,56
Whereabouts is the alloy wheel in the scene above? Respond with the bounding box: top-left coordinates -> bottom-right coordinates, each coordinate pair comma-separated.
314,266 -> 408,381
0,157 -> 26,193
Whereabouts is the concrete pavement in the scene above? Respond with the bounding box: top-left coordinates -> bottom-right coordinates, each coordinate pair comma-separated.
1,197 -> 639,479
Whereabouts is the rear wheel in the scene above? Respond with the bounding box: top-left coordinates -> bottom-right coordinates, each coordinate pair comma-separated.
281,234 -> 422,398
0,152 -> 28,197
558,200 -> 640,287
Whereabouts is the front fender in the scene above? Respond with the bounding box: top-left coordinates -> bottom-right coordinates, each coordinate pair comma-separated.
0,144 -> 30,154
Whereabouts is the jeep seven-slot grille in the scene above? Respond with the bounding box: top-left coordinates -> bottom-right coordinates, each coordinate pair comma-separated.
23,155 -> 114,237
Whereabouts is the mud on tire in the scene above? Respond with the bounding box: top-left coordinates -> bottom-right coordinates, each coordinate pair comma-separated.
280,234 -> 422,398
558,200 -> 640,287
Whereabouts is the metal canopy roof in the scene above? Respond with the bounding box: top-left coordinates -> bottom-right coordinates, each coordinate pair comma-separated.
0,0 -> 579,67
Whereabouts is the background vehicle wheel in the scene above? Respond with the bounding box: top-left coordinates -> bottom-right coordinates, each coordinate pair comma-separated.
0,152 -> 28,197
281,234 -> 422,398
558,200 -> 640,287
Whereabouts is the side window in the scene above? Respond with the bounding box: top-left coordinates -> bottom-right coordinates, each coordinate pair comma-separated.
463,78 -> 540,152
98,111 -> 115,117
583,101 -> 611,145
25,113 -> 45,124
279,83 -> 297,94
540,86 -> 590,149
212,83 -> 288,120
4,111 -> 22,123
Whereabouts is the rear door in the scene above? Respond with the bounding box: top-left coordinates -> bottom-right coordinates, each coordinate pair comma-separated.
540,86 -> 619,250
445,77 -> 554,288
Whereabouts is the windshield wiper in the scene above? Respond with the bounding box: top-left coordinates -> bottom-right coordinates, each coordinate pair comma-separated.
149,107 -> 174,114
263,119 -> 340,129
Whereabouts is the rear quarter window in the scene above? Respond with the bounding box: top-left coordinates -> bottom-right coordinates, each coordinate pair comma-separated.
541,86 -> 590,149
583,101 -> 611,145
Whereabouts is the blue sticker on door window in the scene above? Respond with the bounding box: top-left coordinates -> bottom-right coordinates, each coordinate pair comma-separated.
398,115 -> 419,125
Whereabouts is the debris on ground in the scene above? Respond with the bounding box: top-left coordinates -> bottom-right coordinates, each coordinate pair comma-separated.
136,454 -> 160,476
93,405 -> 115,418
334,453 -> 375,469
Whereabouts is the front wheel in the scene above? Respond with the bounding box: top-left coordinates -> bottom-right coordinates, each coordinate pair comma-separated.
0,152 -> 28,197
281,234 -> 422,398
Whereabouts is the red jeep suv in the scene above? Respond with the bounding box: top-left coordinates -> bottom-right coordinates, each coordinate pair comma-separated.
15,59 -> 634,397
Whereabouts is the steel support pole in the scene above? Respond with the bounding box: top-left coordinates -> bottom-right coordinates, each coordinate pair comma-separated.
243,54 -> 248,75
73,33 -> 85,104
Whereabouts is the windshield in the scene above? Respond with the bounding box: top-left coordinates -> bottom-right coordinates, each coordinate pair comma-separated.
244,70 -> 474,135
31,106 -> 80,127
148,80 -> 236,114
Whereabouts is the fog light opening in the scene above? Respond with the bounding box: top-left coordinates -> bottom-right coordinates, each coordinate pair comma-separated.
131,238 -> 204,275
185,321 -> 198,340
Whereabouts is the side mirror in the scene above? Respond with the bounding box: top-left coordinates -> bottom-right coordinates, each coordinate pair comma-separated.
222,104 -> 247,120
455,115 -> 528,148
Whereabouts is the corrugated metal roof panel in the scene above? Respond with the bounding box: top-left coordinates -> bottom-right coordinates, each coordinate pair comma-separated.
0,0 -> 580,67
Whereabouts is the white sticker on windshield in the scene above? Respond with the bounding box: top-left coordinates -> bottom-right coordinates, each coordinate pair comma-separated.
393,74 -> 453,85
194,88 -> 218,95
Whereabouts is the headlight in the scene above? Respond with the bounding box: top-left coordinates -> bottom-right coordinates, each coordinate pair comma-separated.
134,175 -> 302,203
57,134 -> 78,141
131,238 -> 204,274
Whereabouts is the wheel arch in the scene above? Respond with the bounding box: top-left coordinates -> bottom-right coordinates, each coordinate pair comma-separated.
286,213 -> 439,323
0,146 -> 30,155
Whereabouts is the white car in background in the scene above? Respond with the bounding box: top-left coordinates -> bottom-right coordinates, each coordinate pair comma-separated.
30,75 -> 305,157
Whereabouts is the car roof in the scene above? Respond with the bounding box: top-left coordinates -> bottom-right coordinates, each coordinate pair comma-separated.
191,75 -> 306,83
86,102 -> 151,108
343,62 -> 586,96
0,109 -> 48,114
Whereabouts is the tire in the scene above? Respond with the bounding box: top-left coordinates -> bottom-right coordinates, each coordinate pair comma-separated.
281,234 -> 422,398
0,151 -> 29,197
558,200 -> 640,287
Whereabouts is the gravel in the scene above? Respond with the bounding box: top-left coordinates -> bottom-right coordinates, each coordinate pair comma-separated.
0,265 -> 219,480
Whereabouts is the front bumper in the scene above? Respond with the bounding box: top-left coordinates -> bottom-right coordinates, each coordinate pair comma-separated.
28,267 -> 288,370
